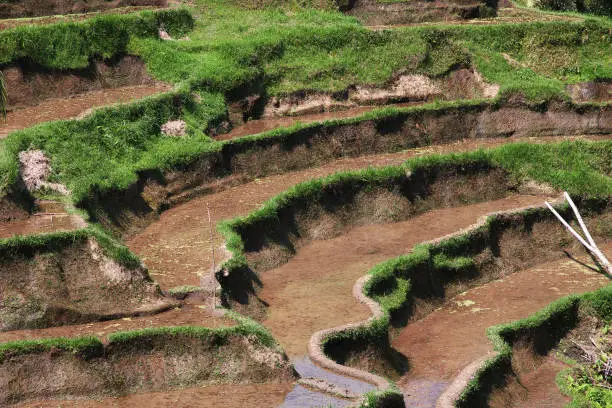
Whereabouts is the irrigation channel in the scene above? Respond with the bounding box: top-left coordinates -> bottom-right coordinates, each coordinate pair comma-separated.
2,132 -> 608,407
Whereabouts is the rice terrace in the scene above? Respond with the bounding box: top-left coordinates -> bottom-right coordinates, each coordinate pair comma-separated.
0,0 -> 610,406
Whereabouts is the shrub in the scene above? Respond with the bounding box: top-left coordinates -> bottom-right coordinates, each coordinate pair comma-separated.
579,0 -> 612,15
533,0 -> 577,12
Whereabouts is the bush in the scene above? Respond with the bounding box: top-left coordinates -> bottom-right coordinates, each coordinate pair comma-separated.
579,0 -> 612,15
533,0 -> 577,12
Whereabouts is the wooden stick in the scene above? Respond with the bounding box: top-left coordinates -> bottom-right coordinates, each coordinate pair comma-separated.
207,203 -> 216,313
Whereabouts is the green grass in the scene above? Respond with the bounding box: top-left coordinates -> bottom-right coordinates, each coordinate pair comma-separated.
0,335 -> 103,362
131,2 -> 610,97
0,8 -> 193,68
0,224 -> 140,268
0,1 -> 609,206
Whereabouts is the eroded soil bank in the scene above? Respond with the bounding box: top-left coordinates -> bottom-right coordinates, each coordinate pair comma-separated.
0,56 -> 171,138
89,103 -> 610,239
393,243 -> 611,407
343,0 -> 491,26
0,299 -> 234,343
0,329 -> 295,406
17,383 -> 294,408
0,236 -> 175,331
0,0 -> 166,19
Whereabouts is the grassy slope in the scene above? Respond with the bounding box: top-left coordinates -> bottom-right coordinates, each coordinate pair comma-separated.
0,2 -> 609,202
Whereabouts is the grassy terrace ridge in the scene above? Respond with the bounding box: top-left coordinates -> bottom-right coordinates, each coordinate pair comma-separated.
0,224 -> 140,267
218,140 -> 612,274
0,8 -> 194,68
456,285 -> 612,407
0,1 -> 610,204
0,96 -> 608,204
0,310 -> 279,362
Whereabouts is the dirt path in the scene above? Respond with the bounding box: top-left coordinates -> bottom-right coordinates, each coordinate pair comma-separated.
489,355 -> 571,408
17,383 -> 294,408
393,243 -> 611,407
127,135 -> 606,291
0,84 -> 170,139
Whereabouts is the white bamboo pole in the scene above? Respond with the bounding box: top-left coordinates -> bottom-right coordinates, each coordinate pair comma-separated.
546,198 -> 611,275
545,201 -> 594,252
564,192 -> 596,247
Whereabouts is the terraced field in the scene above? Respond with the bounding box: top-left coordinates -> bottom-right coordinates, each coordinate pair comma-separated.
0,0 -> 610,407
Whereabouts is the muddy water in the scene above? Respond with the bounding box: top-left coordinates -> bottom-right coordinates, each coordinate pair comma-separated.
0,84 -> 170,138
127,135 -> 604,291
17,383 -> 294,408
393,243 -> 611,407
0,300 -> 234,343
260,195 -> 550,357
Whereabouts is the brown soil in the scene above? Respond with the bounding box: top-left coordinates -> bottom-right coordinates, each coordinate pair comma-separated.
392,243 -> 611,405
567,81 -> 612,103
0,299 -> 234,343
0,200 -> 86,238
0,0 -> 165,19
259,195 -> 550,357
16,383 -> 294,408
365,6 -> 583,29
221,105 -> 398,140
0,213 -> 84,238
3,56 -> 159,109
0,237 -> 175,331
344,0 -> 488,26
0,6 -> 161,30
489,354 -> 570,408
126,135 -> 607,291
0,84 -> 170,138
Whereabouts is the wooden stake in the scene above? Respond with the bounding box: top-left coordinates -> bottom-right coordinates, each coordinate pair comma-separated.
206,203 -> 216,313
